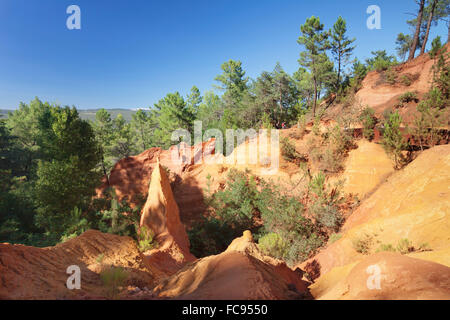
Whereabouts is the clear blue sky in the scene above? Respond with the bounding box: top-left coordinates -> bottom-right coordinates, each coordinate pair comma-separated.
0,0 -> 448,109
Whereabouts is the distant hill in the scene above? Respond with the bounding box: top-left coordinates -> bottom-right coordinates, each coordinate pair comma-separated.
0,108 -> 140,122
77,109 -> 139,122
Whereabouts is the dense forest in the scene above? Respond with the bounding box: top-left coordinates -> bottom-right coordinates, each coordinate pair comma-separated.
1,2 -> 449,264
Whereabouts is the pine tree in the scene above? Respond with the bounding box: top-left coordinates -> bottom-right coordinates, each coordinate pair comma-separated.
92,109 -> 113,185
298,16 -> 331,116
330,16 -> 356,96
153,92 -> 194,149
408,0 -> 426,61
130,109 -> 154,152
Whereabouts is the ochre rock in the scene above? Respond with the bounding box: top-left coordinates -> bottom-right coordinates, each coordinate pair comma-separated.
0,230 -> 153,300
311,253 -> 450,300
139,159 -> 196,275
151,231 -> 310,300
298,145 -> 450,298
329,140 -> 395,199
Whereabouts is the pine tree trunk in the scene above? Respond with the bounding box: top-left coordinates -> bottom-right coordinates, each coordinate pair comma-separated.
421,0 -> 437,55
409,0 -> 426,61
313,79 -> 318,117
101,154 -> 110,186
336,53 -> 342,99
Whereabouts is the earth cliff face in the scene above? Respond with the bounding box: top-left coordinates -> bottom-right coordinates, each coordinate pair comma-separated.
300,145 -> 450,299
139,159 -> 196,276
0,230 -> 152,300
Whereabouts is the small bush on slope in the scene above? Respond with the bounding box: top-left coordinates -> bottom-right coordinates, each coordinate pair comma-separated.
100,266 -> 128,299
258,233 -> 288,260
137,225 -> 158,252
352,234 -> 373,255
398,91 -> 418,104
280,137 -> 306,164
381,111 -> 409,169
359,107 -> 377,141
306,124 -> 355,174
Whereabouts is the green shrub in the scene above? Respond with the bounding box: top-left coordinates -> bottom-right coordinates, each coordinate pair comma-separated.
262,112 -> 273,130
258,233 -> 288,260
188,216 -> 236,258
193,169 -> 325,264
352,234 -> 373,254
310,202 -> 343,232
306,125 -> 354,174
283,233 -> 323,266
207,169 -> 258,232
319,149 -> 344,173
280,137 -> 304,163
381,111 -> 409,169
400,75 -> 412,86
328,233 -> 342,245
398,91 -> 418,104
418,242 -> 431,252
189,169 -> 262,257
137,225 -> 158,252
60,207 -> 91,243
376,243 -> 396,253
100,266 -> 128,299
308,172 -> 344,233
385,67 -> 397,84
429,36 -> 442,58
96,254 -> 105,264
396,238 -> 414,254
366,50 -> 398,72
297,114 -> 307,133
359,107 -> 377,141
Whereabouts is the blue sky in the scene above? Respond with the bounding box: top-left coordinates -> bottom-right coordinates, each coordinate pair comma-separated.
0,0 -> 448,109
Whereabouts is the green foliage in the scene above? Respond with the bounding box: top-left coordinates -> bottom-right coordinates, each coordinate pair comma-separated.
130,109 -> 155,152
376,243 -> 396,253
359,107 -> 377,141
95,188 -> 143,238
100,266 -> 128,300
298,16 -> 334,116
396,238 -> 414,254
137,225 -> 158,252
308,172 -> 344,232
429,36 -> 443,58
352,234 -> 373,255
348,59 -> 368,92
258,233 -> 288,260
96,254 -> 105,264
328,233 -> 342,245
253,64 -> 300,126
280,137 -> 304,163
191,169 -> 325,265
60,207 -> 91,242
188,216 -> 236,258
381,111 -> 409,169
330,16 -> 356,94
398,91 -> 418,104
307,124 -> 355,174
261,112 -> 273,130
366,50 -> 398,72
400,75 -> 412,86
385,67 -> 397,85
377,239 -> 431,254
395,33 -> 412,61
153,92 -> 195,149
